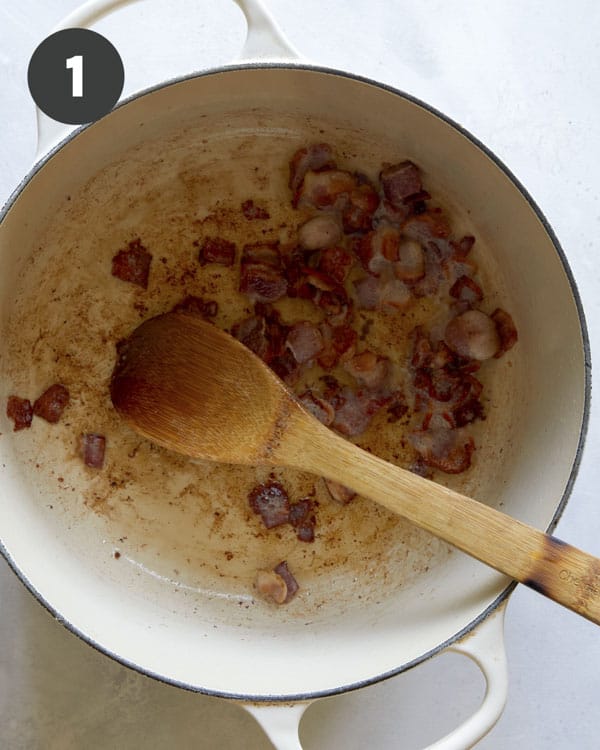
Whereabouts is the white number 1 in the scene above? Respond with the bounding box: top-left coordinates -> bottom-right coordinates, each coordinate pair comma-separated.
66,55 -> 83,98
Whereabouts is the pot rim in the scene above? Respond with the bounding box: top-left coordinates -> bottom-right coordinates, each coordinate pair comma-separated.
0,61 -> 592,703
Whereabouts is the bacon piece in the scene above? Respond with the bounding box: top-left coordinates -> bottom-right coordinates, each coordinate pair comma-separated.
255,569 -> 288,604
357,226 -> 401,275
451,397 -> 485,427
317,322 -> 357,369
372,199 -> 411,228
451,235 -> 476,259
232,315 -> 269,360
319,246 -> 354,284
289,498 -> 316,542
380,161 -> 422,206
324,478 -> 356,505
295,170 -> 357,211
172,295 -> 218,318
409,427 -> 474,474
241,199 -> 270,220
285,322 -> 324,364
80,433 -> 106,469
407,243 -> 444,297
402,212 -> 450,243
342,182 -> 380,233
343,351 -> 390,390
111,238 -> 152,288
316,286 -> 353,325
298,215 -> 342,250
270,349 -> 301,385
449,275 -> 483,305
273,561 -> 299,602
239,243 -> 287,303
445,310 -> 500,361
395,239 -> 425,282
195,236 -> 236,266
353,275 -> 379,311
379,278 -> 411,312
33,384 -> 70,423
6,396 -> 33,431
298,390 -> 335,426
289,143 -> 336,195
491,308 -> 518,358
248,480 -> 290,529
332,387 -> 390,437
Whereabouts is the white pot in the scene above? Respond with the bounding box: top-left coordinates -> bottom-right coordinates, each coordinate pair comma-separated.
0,1 -> 590,748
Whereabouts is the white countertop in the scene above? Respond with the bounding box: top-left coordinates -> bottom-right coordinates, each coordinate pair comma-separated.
1,1 -> 599,748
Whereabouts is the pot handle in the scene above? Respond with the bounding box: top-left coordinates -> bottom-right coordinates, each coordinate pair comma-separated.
242,602 -> 508,750
33,0 -> 299,159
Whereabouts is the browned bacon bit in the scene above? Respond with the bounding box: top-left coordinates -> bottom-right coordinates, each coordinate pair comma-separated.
298,390 -> 335,426
380,161 -> 422,207
269,349 -> 301,385
289,143 -> 336,196
343,351 -> 390,390
449,275 -> 483,305
445,310 -> 500,361
289,498 -> 316,542
317,322 -> 357,370
240,242 -> 287,303
274,561 -> 299,602
342,182 -> 380,233
298,215 -> 342,250
33,384 -> 70,423
395,240 -> 425,282
387,395 -> 409,423
319,246 -> 354,284
452,397 -> 485,427
195,236 -> 236,267
6,396 -> 33,431
491,308 -> 518,358
231,315 -> 269,360
402,212 -> 451,243
316,286 -> 353,326
248,480 -> 291,529
241,199 -> 270,220
324,478 -> 356,505
372,198 -> 411,228
80,433 -> 106,469
295,170 -> 357,211
172,295 -> 218,318
409,427 -> 475,474
285,322 -> 323,364
111,238 -> 152,288
357,226 -> 401,275
353,275 -> 379,311
332,387 -> 390,437
255,569 -> 288,604
451,235 -> 476,259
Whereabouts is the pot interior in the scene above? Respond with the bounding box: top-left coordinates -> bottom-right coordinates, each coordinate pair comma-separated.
0,67 -> 588,698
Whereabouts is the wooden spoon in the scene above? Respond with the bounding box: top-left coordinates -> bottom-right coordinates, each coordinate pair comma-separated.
111,312 -> 600,624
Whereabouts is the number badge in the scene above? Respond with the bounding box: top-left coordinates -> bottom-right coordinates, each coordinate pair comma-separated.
28,28 -> 124,125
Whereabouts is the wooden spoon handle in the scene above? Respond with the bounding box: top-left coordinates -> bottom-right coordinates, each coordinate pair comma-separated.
278,412 -> 600,625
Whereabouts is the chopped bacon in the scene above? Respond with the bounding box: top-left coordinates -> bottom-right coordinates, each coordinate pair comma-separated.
319,246 -> 354,284
409,427 -> 475,474
324,479 -> 356,505
232,315 -> 269,360
285,322 -> 324,364
289,143 -> 336,195
372,198 -> 411,228
342,182 -> 380,233
295,169 -> 357,211
451,235 -> 476,259
353,275 -> 380,311
80,433 -> 106,469
273,561 -> 299,602
289,498 -> 316,542
380,161 -> 422,206
395,239 -> 425,282
303,267 -> 337,292
451,397 -> 485,427
269,349 -> 301,385
316,286 -> 353,326
255,569 -> 288,604
407,243 -> 444,298
298,215 -> 342,250
33,384 -> 70,423
343,351 -> 390,390
332,387 -> 390,437
172,295 -> 218,318
449,275 -> 483,305
357,226 -> 401,275
195,236 -> 236,266
248,480 -> 290,529
445,310 -> 500,361
241,199 -> 269,220
492,308 -> 518,358
6,396 -> 33,431
402,212 -> 451,243
239,243 -> 287,303
298,390 -> 335,426
111,238 -> 152,288
379,278 -> 412,312
317,322 -> 357,369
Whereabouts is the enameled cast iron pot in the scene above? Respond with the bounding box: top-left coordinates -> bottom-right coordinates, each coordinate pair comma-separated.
0,1 -> 590,747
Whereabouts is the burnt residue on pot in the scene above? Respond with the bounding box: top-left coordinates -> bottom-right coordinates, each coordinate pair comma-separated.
0,114 -> 519,623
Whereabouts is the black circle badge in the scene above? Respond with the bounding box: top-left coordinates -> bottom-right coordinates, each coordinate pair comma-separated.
28,28 -> 124,125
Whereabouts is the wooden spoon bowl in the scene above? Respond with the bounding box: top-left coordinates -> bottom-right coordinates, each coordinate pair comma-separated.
111,312 -> 600,624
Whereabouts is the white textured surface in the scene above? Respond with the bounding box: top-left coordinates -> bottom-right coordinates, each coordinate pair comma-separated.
1,1 -> 599,748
